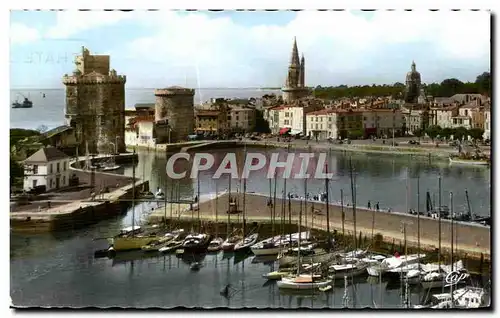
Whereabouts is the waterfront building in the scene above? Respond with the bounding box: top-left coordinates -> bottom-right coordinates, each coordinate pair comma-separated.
62,47 -> 126,155
401,105 -> 431,134
362,109 -> 404,138
154,86 -> 195,143
429,105 -> 459,128
306,109 -> 363,140
281,37 -> 309,103
229,106 -> 256,132
483,104 -> 491,140
195,109 -> 224,134
125,115 -> 156,147
23,146 -> 71,192
264,105 -> 281,134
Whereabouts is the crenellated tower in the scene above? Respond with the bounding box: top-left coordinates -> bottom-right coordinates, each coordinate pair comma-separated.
62,46 -> 126,154
282,37 -> 309,103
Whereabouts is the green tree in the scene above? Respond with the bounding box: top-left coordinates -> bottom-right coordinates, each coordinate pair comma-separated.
468,128 -> 484,141
413,129 -> 424,139
10,155 -> 24,187
440,127 -> 454,140
453,127 -> 468,141
348,130 -> 364,140
253,109 -> 271,133
475,72 -> 491,96
425,125 -> 442,141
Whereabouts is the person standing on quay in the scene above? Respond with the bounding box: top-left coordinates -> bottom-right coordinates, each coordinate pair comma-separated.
367,201 -> 371,210
376,202 -> 380,212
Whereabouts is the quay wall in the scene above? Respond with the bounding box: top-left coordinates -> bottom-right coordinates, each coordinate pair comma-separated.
148,193 -> 490,260
11,153 -> 147,232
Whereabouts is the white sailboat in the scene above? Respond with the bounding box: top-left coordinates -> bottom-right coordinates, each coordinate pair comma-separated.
367,253 -> 426,277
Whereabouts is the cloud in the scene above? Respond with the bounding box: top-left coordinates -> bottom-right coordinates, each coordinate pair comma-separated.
10,10 -> 491,88
45,10 -> 133,39
121,10 -> 490,87
10,22 -> 40,45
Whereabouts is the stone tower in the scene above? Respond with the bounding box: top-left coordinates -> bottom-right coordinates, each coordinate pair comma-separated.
62,47 -> 126,154
281,37 -> 309,103
154,86 -> 195,143
404,61 -> 422,104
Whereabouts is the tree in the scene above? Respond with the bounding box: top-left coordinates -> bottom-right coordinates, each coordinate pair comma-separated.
10,155 -> 24,187
425,125 -> 441,141
37,125 -> 48,133
475,72 -> 491,96
453,127 -> 469,142
253,110 -> 271,133
348,130 -> 364,140
440,127 -> 454,140
413,129 -> 424,139
468,128 -> 484,141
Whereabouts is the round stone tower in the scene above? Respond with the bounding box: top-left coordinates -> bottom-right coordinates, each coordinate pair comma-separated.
154,86 -> 195,143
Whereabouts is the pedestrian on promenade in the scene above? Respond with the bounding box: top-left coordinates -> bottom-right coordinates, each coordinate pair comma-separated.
47,201 -> 51,209
376,202 -> 379,211
367,201 -> 371,210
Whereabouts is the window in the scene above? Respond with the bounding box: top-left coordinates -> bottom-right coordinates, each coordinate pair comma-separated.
315,124 -> 318,129
32,180 -> 37,188
63,161 -> 67,171
57,162 -> 60,173
33,165 -> 38,174
50,179 -> 53,188
62,176 -> 66,185
49,164 -> 53,174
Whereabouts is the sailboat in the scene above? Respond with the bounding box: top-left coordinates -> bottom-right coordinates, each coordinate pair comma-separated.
233,145 -> 259,253
106,150 -> 164,254
277,165 -> 333,290
222,174 -> 242,252
208,182 -> 224,253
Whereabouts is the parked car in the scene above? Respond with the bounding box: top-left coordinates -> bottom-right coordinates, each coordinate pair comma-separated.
408,140 -> 420,145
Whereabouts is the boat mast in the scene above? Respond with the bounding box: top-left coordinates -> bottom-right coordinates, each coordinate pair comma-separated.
273,171 -> 277,238
325,162 -> 331,251
215,180 -> 219,239
164,143 -> 167,228
170,181 -> 174,231
242,144 -> 247,237
349,156 -> 357,251
450,192 -> 454,309
465,189 -> 472,220
197,169 -> 201,232
132,148 -> 136,236
438,176 -> 442,285
341,189 -> 345,238
227,174 -> 232,239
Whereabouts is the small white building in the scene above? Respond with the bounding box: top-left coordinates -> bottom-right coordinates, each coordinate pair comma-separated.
23,146 -> 71,192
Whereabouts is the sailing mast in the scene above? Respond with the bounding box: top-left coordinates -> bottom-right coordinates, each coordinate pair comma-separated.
227,174 -> 232,239
215,180 -> 219,239
132,148 -> 136,236
341,189 -> 345,238
450,192 -> 454,308
325,162 -> 331,251
273,171 -> 277,238
242,144 -> 247,237
438,176 -> 442,287
349,157 -> 357,251
197,170 -> 201,232
170,180 -> 174,232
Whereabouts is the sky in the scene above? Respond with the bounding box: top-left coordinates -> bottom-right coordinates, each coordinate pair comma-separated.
9,10 -> 491,89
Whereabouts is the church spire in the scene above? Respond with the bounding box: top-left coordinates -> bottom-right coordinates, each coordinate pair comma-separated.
290,36 -> 300,66
299,53 -> 305,87
411,60 -> 416,72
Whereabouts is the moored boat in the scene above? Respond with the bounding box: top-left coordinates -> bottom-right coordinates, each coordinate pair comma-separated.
234,233 -> 259,253
449,156 -> 489,166
182,233 -> 212,253
367,253 -> 426,277
277,274 -> 333,290
107,225 -> 165,253
207,237 -> 224,253
329,262 -> 369,279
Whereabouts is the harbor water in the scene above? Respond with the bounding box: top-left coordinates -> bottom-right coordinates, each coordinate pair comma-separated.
10,148 -> 491,308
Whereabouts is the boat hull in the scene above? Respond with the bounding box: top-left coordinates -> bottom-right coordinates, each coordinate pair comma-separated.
109,236 -> 160,251
251,246 -> 283,256
278,252 -> 335,268
449,158 -> 489,166
183,235 -> 213,254
277,279 -> 333,290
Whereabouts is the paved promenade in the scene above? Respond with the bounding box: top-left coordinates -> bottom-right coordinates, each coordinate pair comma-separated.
149,192 -> 490,259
